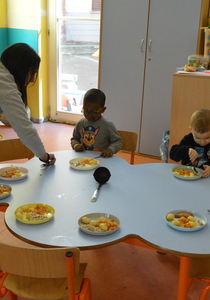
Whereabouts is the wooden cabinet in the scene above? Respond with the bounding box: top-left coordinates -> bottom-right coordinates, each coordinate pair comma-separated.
168,73 -> 210,163
99,0 -> 202,157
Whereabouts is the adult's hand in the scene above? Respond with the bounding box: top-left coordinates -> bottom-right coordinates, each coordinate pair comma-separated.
39,153 -> 56,165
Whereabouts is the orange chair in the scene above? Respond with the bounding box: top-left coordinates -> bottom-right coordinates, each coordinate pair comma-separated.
195,278 -> 210,300
0,243 -> 92,300
0,203 -> 9,212
189,257 -> 210,300
118,130 -> 138,165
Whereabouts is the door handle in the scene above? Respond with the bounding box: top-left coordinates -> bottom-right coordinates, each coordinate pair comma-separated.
140,39 -> 144,52
148,39 -> 152,52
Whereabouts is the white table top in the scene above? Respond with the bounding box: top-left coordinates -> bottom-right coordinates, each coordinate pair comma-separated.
2,150 -> 210,256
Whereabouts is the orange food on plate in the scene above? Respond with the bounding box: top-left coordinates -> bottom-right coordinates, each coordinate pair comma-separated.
27,204 -> 51,215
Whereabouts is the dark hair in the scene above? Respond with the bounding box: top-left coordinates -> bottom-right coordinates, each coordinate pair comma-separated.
1,43 -> 40,106
84,88 -> 106,107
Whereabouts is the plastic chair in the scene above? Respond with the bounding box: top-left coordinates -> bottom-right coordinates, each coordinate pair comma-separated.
189,257 -> 210,300
0,243 -> 92,300
118,130 -> 138,165
0,139 -> 34,162
0,203 -> 9,212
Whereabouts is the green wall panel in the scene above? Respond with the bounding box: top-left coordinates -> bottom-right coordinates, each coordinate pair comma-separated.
0,28 -> 8,55
0,28 -> 38,55
7,28 -> 38,52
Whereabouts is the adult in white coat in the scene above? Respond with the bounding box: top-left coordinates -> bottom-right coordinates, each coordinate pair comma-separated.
0,43 -> 56,165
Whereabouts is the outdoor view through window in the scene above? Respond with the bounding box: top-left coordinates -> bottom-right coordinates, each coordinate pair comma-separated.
57,0 -> 101,115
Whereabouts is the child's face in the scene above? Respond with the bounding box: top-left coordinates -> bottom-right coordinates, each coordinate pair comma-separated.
82,101 -> 106,122
191,128 -> 210,146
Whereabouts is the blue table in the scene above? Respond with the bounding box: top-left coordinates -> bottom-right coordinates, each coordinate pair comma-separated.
2,150 -> 210,300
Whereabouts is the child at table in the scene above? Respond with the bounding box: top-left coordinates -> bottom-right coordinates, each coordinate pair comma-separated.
71,88 -> 123,158
169,109 -> 210,177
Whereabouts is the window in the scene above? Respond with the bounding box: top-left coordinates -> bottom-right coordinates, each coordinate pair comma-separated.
48,0 -> 101,123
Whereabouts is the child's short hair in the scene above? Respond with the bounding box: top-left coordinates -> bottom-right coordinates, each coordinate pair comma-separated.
190,109 -> 210,133
83,88 -> 106,107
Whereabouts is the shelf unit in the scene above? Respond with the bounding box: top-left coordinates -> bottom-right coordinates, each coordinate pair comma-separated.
197,0 -> 210,55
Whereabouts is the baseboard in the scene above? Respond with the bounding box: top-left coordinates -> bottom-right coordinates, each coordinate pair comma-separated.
31,116 -> 49,124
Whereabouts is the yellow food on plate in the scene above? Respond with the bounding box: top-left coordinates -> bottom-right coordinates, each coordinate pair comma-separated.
81,216 -> 119,232
81,216 -> 90,224
0,166 -> 22,178
99,223 -> 108,231
172,220 -> 180,226
21,205 -> 29,212
167,212 -> 202,229
187,216 -> 196,222
90,220 -> 97,226
188,221 -> 196,228
81,158 -> 98,166
16,212 -> 23,219
173,169 -> 195,177
166,213 -> 174,221
99,216 -> 107,222
15,204 -> 52,221
0,187 -> 10,196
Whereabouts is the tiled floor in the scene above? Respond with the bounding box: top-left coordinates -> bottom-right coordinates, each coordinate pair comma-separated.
0,121 -> 208,300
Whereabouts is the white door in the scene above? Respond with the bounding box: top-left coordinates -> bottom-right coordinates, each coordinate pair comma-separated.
139,0 -> 201,156
99,0 -> 149,135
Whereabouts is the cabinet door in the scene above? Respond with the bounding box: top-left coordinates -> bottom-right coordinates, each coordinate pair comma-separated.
139,0 -> 202,156
99,0 -> 149,134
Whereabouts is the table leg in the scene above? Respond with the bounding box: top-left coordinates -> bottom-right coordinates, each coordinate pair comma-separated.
177,256 -> 192,300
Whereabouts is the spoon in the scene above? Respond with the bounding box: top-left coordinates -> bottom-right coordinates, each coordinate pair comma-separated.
186,163 -> 199,175
91,167 -> 111,202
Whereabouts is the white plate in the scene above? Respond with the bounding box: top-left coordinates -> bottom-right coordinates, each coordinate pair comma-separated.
172,166 -> 202,180
78,213 -> 120,236
165,210 -> 207,232
69,157 -> 99,171
0,166 -> 28,181
0,184 -> 12,200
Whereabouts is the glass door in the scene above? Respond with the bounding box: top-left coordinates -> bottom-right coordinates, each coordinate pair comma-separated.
48,0 -> 101,123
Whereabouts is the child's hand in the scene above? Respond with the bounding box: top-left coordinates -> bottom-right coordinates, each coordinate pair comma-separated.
100,148 -> 113,158
188,148 -> 198,164
74,144 -> 85,152
202,165 -> 210,178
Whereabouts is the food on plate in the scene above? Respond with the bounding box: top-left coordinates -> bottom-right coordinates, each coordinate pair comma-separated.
0,166 -> 22,178
187,216 -> 196,222
174,211 -> 194,218
0,186 -> 10,196
81,216 -> 90,224
90,220 -> 97,226
173,168 -> 197,177
198,220 -> 204,226
184,64 -> 196,72
167,211 -> 204,229
81,216 -> 118,232
71,158 -> 98,167
15,204 -> 52,221
166,213 -> 174,221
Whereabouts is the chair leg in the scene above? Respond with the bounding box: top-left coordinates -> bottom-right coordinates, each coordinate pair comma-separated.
130,152 -> 135,165
78,278 -> 92,300
199,284 -> 210,300
0,272 -> 7,298
7,291 -> 18,300
176,257 -> 192,300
